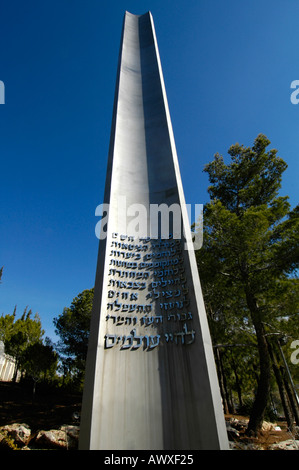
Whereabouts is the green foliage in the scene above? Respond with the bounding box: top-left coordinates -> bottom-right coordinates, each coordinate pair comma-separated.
236,397 -> 278,422
0,431 -> 19,450
196,134 -> 299,431
200,134 -> 299,331
204,134 -> 287,211
0,307 -> 46,380
0,313 -> 15,343
22,342 -> 58,382
53,288 -> 94,381
4,309 -> 44,356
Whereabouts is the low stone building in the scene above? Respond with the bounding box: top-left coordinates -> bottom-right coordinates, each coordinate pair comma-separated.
0,341 -> 20,382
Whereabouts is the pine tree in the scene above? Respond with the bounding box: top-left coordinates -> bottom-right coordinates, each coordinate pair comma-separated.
196,134 -> 299,434
53,288 -> 94,380
0,307 -> 45,381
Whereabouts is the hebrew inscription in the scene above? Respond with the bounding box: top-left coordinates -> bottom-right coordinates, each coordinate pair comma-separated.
104,233 -> 195,351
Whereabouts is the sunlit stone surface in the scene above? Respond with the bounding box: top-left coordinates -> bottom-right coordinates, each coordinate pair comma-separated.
79,11 -> 229,450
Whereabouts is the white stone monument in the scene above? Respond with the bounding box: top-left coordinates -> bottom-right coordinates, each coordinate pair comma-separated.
79,11 -> 229,450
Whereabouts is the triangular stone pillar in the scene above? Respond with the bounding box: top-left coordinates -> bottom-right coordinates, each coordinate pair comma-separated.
79,11 -> 229,450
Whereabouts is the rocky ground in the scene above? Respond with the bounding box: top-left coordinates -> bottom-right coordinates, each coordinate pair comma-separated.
225,414 -> 299,450
0,381 -> 298,450
0,381 -> 81,449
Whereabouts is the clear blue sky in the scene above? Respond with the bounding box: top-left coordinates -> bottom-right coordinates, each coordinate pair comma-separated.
1,0 -> 298,341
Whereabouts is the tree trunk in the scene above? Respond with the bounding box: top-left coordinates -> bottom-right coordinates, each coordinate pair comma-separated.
245,288 -> 271,435
276,342 -> 299,426
282,372 -> 299,426
229,389 -> 236,414
32,380 -> 36,403
13,359 -> 20,383
215,347 -> 229,414
230,351 -> 243,409
219,349 -> 235,414
268,341 -> 295,433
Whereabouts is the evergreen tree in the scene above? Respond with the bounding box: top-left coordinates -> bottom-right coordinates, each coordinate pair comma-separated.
0,307 -> 45,381
196,134 -> 299,434
22,342 -> 58,398
53,288 -> 94,381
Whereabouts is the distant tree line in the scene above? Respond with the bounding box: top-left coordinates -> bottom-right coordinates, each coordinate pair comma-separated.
0,305 -> 58,397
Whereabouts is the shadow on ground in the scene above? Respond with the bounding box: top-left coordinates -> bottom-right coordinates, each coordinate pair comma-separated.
0,381 -> 82,432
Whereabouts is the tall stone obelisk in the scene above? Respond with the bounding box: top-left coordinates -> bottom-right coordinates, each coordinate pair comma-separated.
79,11 -> 229,450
